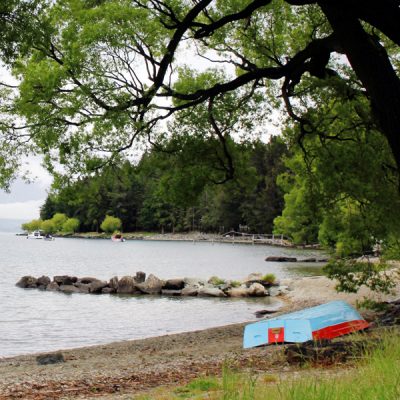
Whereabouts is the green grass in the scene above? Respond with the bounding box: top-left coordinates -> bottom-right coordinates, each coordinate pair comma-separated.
262,273 -> 276,284
208,276 -> 226,286
135,330 -> 400,400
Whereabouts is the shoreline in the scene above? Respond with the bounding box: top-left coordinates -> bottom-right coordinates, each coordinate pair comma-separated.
19,230 -> 325,249
2,272 -> 399,399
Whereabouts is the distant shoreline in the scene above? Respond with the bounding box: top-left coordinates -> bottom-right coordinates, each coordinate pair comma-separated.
20,231 -> 322,248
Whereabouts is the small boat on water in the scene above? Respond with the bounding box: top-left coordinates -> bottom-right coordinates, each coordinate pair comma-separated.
111,233 -> 125,242
27,230 -> 45,239
243,300 -> 369,348
27,230 -> 55,240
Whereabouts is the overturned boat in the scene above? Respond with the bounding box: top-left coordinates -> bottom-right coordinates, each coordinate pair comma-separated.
243,300 -> 369,349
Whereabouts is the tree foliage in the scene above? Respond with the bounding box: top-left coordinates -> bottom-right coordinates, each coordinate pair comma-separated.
0,0 -> 398,188
100,215 -> 122,233
35,136 -> 287,234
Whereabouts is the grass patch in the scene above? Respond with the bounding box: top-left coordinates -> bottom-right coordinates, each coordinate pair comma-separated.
262,273 -> 276,284
136,330 -> 400,400
208,276 -> 226,286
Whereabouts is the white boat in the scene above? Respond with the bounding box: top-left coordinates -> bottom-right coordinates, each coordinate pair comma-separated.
27,231 -> 54,240
27,230 -> 45,239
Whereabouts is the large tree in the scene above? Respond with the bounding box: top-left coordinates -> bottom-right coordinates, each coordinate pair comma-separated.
0,0 -> 399,187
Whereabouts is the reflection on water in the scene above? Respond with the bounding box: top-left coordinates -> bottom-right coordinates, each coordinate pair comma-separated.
0,234 -> 325,357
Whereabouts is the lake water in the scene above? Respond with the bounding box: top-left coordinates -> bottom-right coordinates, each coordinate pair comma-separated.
0,233 -> 325,357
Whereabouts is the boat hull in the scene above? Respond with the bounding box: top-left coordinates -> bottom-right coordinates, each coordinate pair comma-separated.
243,301 -> 369,348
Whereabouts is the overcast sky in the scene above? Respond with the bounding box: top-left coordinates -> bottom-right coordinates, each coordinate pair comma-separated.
0,156 -> 52,220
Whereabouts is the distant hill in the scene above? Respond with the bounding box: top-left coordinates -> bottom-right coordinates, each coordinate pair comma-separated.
0,219 -> 25,233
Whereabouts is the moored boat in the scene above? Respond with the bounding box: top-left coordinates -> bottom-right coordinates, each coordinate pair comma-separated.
243,300 -> 369,348
27,230 -> 45,239
111,233 -> 125,242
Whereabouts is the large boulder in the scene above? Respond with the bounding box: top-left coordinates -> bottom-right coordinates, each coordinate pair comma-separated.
46,281 -> 60,291
183,277 -> 206,287
16,276 -> 38,288
163,279 -> 185,290
134,271 -> 146,283
227,287 -> 249,297
78,277 -> 98,284
248,283 -> 267,297
197,287 -> 226,297
37,275 -> 51,290
54,275 -> 78,285
181,286 -> 198,296
109,276 -> 119,290
117,276 -> 140,294
73,282 -> 90,294
89,279 -> 108,293
59,284 -> 82,294
137,274 -> 164,294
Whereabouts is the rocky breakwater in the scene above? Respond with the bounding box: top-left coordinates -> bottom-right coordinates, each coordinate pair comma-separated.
15,272 -> 288,298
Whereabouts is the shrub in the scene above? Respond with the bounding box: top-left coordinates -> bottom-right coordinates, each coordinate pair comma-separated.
21,219 -> 42,232
40,219 -> 56,234
262,273 -> 276,284
51,213 -> 68,231
100,215 -> 122,233
62,218 -> 80,234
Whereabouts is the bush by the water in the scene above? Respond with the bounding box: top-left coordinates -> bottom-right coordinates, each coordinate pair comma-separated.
100,215 -> 122,233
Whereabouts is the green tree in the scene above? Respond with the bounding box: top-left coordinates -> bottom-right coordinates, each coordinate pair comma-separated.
21,219 -> 42,232
40,219 -> 56,234
100,215 -> 122,233
0,0 -> 398,189
62,217 -> 80,234
50,213 -> 68,232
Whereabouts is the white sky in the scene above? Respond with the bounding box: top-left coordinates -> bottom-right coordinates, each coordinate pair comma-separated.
0,157 -> 52,220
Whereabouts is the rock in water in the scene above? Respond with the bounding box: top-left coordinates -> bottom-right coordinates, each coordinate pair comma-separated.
117,276 -> 140,294
134,271 -> 146,283
137,274 -> 164,294
16,276 -> 38,288
265,256 -> 297,262
163,279 -> 185,290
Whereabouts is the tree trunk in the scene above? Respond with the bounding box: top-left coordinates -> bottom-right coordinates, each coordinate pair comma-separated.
319,1 -> 400,174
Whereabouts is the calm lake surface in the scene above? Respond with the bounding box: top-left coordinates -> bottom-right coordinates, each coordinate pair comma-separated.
0,233 -> 325,357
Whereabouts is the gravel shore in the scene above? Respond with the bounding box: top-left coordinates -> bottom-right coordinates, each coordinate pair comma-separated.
1,270 -> 399,400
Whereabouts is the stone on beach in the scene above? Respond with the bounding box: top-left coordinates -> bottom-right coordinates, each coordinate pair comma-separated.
36,352 -> 65,365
